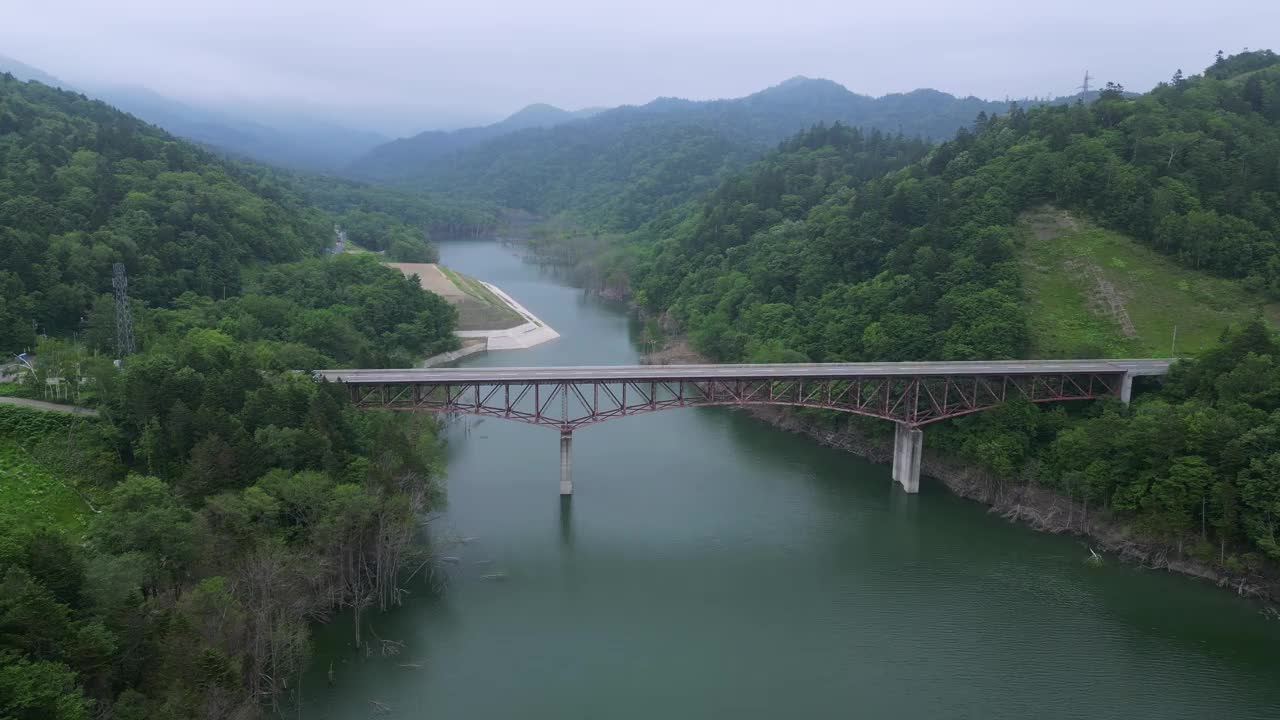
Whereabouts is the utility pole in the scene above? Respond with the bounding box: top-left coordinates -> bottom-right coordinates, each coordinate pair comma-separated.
1078,70 -> 1092,99
112,262 -> 136,360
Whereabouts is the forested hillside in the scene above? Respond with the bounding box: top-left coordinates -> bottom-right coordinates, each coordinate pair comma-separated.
354,77 -> 1024,229
245,168 -> 503,261
0,256 -> 456,719
6,37 -> 1280,717
1,75 -> 459,718
0,72 -> 493,348
348,102 -> 598,181
623,118 -> 1027,362
612,51 -> 1280,576
0,52 -> 66,88
98,85 -> 391,172
280,172 -> 500,235
0,74 -> 332,348
0,52 -> 390,172
625,50 -> 1280,362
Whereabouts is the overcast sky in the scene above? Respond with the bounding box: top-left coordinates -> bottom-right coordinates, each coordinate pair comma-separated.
3,0 -> 1276,136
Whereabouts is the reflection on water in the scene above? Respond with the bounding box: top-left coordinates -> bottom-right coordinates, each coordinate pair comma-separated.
559,495 -> 573,546
303,240 -> 1280,720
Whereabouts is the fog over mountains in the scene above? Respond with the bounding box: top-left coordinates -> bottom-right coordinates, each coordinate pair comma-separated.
1,50 -> 1089,189
348,103 -> 602,180
0,53 -> 387,171
343,76 -> 1098,226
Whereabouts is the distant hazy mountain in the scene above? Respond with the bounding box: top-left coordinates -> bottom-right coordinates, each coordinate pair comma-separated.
352,77 -> 1026,227
1,53 -> 385,171
0,53 -> 70,88
347,103 -> 599,180
95,85 -> 388,171
587,76 -> 1016,145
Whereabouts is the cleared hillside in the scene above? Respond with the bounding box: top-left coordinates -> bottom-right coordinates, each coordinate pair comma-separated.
1019,207 -> 1280,358
384,262 -> 523,331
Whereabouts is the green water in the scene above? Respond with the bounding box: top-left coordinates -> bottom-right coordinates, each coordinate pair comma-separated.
305,240 -> 1280,719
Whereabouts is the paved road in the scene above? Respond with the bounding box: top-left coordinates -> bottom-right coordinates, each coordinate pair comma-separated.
317,359 -> 1173,384
0,396 -> 99,417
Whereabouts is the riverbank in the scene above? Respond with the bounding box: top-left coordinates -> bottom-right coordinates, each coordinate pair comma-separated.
422,339 -> 488,366
646,335 -> 1280,602
455,281 -> 560,350
306,237 -> 1280,719
421,283 -> 562,366
387,261 -> 560,360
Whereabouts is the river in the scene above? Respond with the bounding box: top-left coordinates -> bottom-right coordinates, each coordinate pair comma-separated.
305,239 -> 1280,719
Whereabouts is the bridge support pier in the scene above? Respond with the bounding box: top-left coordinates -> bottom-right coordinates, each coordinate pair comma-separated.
892,423 -> 923,494
1119,372 -> 1134,405
559,430 -> 573,495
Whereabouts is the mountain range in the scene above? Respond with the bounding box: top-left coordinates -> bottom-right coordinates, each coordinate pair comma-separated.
348,76 -> 1021,183
2,51 -> 1086,222
348,103 -> 601,180
344,76 -> 1055,227
0,53 -> 387,171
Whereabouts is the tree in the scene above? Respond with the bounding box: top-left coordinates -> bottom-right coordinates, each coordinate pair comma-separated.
1238,452 -> 1280,560
0,653 -> 91,720
1142,456 -> 1214,556
90,476 -> 196,596
1211,479 -> 1242,564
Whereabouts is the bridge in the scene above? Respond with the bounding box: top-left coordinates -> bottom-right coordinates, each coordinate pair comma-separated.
316,359 -> 1172,496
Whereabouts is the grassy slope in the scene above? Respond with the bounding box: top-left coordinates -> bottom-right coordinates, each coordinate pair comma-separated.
437,266 -> 525,330
352,245 -> 524,331
0,404 -> 100,535
1020,207 -> 1279,358
0,441 -> 91,533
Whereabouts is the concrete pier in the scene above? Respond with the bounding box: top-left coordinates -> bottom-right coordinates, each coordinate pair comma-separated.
892,423 -> 923,494
1119,372 -> 1134,405
559,430 -> 573,495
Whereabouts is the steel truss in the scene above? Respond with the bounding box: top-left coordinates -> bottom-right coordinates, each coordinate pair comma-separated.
342,372 -> 1125,432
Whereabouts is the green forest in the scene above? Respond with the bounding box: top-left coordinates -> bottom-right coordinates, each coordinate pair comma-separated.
6,38 -> 1280,719
576,51 -> 1280,571
361,77 -> 1042,231
0,74 -> 463,718
255,168 -> 502,260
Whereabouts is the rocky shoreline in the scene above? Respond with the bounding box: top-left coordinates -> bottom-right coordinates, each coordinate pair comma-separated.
514,236 -> 1280,604
645,335 -> 1279,603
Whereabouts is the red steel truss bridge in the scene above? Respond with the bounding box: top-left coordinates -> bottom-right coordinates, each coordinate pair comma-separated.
316,359 -> 1171,494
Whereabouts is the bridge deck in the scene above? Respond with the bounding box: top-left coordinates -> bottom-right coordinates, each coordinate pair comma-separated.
316,359 -> 1172,384
318,359 -> 1174,496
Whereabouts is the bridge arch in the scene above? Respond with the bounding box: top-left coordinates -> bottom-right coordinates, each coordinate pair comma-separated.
318,360 -> 1170,495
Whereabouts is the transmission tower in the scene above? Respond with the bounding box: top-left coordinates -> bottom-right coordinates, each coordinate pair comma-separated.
112,263 -> 136,358
1078,70 -> 1092,99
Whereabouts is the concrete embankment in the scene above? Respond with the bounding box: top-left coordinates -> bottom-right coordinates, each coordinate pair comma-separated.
386,261 -> 560,364
422,342 -> 488,367
422,282 -> 559,366
455,282 -> 559,350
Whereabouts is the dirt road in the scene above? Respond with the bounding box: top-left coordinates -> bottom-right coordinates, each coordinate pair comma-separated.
0,396 -> 99,417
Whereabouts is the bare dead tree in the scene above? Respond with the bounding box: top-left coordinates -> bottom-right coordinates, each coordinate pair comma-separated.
232,545 -> 313,714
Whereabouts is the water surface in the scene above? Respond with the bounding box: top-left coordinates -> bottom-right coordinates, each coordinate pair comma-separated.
306,239 -> 1280,719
